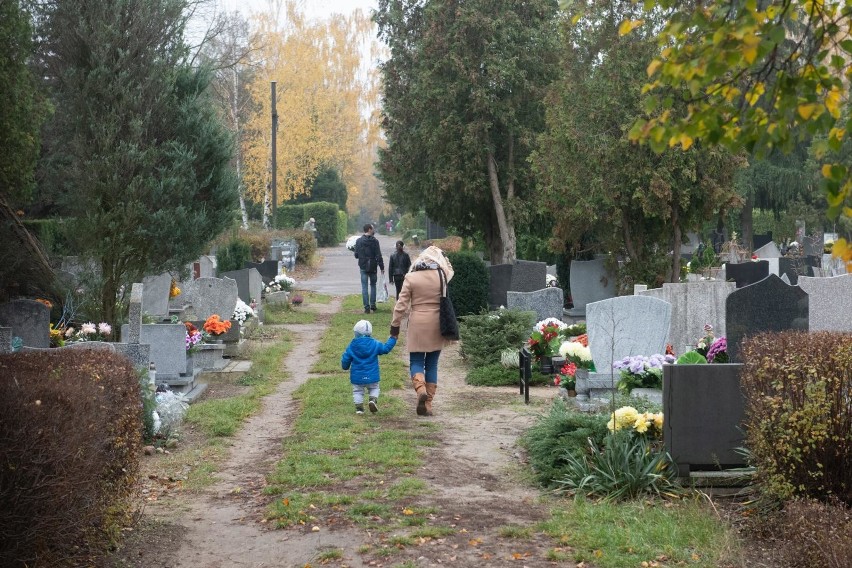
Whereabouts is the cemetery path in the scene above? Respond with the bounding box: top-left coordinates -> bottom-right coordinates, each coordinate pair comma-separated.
114,244 -> 565,567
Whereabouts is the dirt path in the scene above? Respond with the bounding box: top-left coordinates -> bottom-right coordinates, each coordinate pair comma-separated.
112,294 -> 563,568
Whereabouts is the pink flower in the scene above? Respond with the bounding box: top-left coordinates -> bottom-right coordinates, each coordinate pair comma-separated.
81,322 -> 97,335
98,322 -> 112,335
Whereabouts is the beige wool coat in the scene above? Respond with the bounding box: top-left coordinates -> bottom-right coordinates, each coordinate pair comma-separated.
391,269 -> 447,353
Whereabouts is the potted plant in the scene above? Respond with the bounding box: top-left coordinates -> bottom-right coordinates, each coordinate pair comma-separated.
553,362 -> 577,396
527,318 -> 567,373
612,353 -> 675,394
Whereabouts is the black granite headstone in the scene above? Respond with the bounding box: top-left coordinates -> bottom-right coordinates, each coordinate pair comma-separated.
753,233 -> 773,250
246,260 -> 280,285
778,257 -> 813,285
488,264 -> 513,308
725,260 -> 770,288
725,274 -> 809,362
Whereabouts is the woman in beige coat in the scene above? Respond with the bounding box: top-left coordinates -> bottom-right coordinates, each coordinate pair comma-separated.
390,246 -> 454,416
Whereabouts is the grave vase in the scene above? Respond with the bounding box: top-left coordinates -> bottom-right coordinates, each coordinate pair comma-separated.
185,352 -> 196,376
540,355 -> 555,375
574,368 -> 590,400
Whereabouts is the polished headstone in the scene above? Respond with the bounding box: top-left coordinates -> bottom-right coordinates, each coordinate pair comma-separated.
121,323 -> 186,379
142,272 -> 172,318
753,241 -> 781,258
639,281 -> 736,354
797,273 -> 852,332
220,268 -> 263,306
725,261 -> 769,288
725,274 -> 809,362
567,258 -> 616,316
0,299 -> 50,348
246,260 -> 280,284
488,264 -> 513,308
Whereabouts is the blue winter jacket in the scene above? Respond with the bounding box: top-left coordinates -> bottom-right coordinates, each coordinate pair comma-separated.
341,335 -> 397,385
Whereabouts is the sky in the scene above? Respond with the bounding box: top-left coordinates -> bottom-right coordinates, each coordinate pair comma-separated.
219,0 -> 378,21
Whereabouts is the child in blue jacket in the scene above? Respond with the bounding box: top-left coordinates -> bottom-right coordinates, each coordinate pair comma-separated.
341,320 -> 397,414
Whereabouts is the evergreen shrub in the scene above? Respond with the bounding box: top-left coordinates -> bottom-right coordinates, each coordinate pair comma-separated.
0,350 -> 142,566
466,362 -> 549,387
303,202 -> 340,246
275,204 -> 305,230
520,399 -> 609,488
446,251 -> 489,316
291,230 -> 317,264
459,308 -> 535,368
336,210 -> 348,243
740,331 -> 852,506
216,237 -> 251,273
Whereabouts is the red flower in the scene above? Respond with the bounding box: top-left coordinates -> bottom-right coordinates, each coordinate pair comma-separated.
553,376 -> 561,386
560,362 -> 577,377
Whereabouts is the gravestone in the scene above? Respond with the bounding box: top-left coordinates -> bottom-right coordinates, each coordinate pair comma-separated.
246,260 -> 280,284
753,241 -> 781,258
583,296 -> 672,398
726,274 -> 809,362
797,273 -> 852,332
64,341 -> 116,352
778,257 -> 808,285
634,284 -> 648,295
567,257 -> 617,317
487,260 -> 546,309
780,273 -> 791,285
753,233 -> 773,250
822,254 -> 847,277
0,299 -> 50,348
142,272 -> 172,319
270,239 -> 298,271
182,277 -> 238,322
198,255 -> 216,279
121,323 -> 186,379
0,326 -> 11,353
725,261 -> 769,288
113,283 -> 151,370
639,281 -> 736,355
128,283 -> 143,343
219,269 -> 261,306
506,288 -> 564,322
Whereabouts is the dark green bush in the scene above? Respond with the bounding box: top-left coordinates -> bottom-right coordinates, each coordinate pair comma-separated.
336,210 -> 348,243
465,362 -> 549,386
303,202 -> 340,246
520,399 -> 609,488
446,251 -> 489,316
22,218 -> 74,256
459,308 -> 536,368
274,203 -> 305,231
0,350 -> 142,566
740,331 -> 852,506
216,237 -> 252,274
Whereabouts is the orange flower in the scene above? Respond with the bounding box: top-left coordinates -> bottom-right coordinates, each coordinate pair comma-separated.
574,333 -> 588,347
35,298 -> 53,310
185,321 -> 199,334
203,314 -> 232,335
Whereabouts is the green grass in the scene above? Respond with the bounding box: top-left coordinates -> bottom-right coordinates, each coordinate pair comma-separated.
299,291 -> 332,304
315,548 -> 343,561
263,301 -> 318,324
185,332 -> 293,437
498,524 -> 534,538
537,498 -> 741,567
410,525 -> 456,539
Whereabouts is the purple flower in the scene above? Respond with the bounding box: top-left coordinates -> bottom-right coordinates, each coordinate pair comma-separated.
707,336 -> 727,362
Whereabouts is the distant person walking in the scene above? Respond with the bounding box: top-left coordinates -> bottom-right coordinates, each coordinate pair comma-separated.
388,240 -> 411,299
341,320 -> 396,414
390,246 -> 454,417
354,223 -> 384,313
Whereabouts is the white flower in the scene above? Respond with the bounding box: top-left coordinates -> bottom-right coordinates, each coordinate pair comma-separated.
64,327 -> 75,337
81,322 -> 97,336
233,299 -> 255,325
534,318 -> 568,333
559,341 -> 592,362
98,322 -> 112,335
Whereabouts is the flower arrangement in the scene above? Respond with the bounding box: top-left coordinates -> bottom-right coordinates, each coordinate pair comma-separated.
528,318 -> 566,360
545,273 -> 559,288
553,362 -> 577,390
185,322 -> 202,351
265,274 -> 296,294
695,323 -> 715,357
64,321 -> 112,343
49,323 -> 65,347
232,299 -> 255,325
607,405 -> 664,438
35,298 -> 53,310
612,353 -> 675,393
169,279 -> 181,298
203,314 -> 232,336
559,340 -> 594,369
706,336 -> 728,363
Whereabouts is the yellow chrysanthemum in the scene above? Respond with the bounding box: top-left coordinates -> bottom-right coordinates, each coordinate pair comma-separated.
612,406 -> 640,429
634,417 -> 649,434
607,418 -> 616,431
653,413 -> 664,430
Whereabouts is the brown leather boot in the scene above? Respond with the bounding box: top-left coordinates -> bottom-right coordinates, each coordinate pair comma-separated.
424,383 -> 437,416
412,373 -> 428,416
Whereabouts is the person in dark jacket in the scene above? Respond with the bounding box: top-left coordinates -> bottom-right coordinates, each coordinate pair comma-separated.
354,223 -> 385,313
387,240 -> 412,299
341,319 -> 396,414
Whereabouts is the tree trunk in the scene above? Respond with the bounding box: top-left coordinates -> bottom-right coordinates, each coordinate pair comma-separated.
740,193 -> 754,253
486,149 -> 516,263
233,68 -> 249,230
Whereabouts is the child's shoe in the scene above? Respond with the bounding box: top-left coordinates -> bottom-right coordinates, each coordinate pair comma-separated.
368,397 -> 378,413
355,404 -> 364,415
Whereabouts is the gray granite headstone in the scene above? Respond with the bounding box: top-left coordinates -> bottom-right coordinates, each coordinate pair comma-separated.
142,272 -> 172,318
633,284 -> 648,295
0,326 -> 11,353
586,295 -> 672,380
121,323 -> 186,379
506,288 -> 564,322
797,273 -> 852,332
128,283 -> 144,344
199,255 -> 217,278
567,257 -> 616,316
113,342 -> 151,370
511,260 -> 547,293
220,268 -> 263,305
63,341 -> 116,352
780,273 -> 791,285
754,242 -> 781,258
640,281 -> 736,354
0,299 -> 50,348
726,274 -> 809,362
184,277 -> 239,321
725,261 -> 770,288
